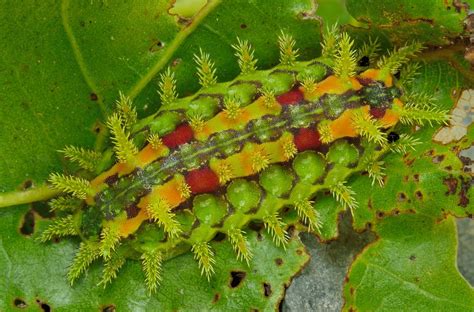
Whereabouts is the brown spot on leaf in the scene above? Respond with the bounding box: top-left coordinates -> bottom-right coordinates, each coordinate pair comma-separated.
413,174 -> 420,182
230,271 -> 246,288
240,23 -> 247,29
409,254 -> 416,261
415,191 -> 423,201
443,177 -> 458,195
275,258 -> 283,266
350,286 -> 355,295
296,248 -> 303,256
212,293 -> 220,304
263,282 -> 272,297
376,211 -> 385,219
397,192 -> 407,202
90,93 -> 98,101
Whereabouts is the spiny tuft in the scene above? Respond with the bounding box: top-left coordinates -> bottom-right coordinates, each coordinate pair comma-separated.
321,24 -> 339,58
352,110 -> 387,145
251,146 -> 270,173
188,113 -> 206,133
191,242 -> 216,281
107,113 -> 138,163
260,87 -> 277,109
216,162 -> 233,185
141,248 -> 163,294
223,95 -> 242,120
227,227 -> 253,265
158,67 -> 178,106
294,199 -> 321,233
38,215 -> 78,242
147,133 -> 163,150
194,48 -> 217,88
263,212 -> 289,248
48,196 -> 81,212
48,173 -> 92,199
333,32 -> 358,78
282,136 -> 298,160
116,91 -> 137,129
232,37 -> 257,74
147,198 -> 182,238
67,240 -> 101,285
98,254 -> 126,288
99,224 -> 121,260
278,31 -> 299,66
329,181 -> 358,216
377,42 -> 424,75
61,146 -> 101,171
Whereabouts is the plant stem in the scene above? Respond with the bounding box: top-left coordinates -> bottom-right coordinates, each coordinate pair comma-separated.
126,0 -> 222,101
0,186 -> 59,208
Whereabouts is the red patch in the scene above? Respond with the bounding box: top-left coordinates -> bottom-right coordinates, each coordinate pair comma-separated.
293,128 -> 322,151
369,107 -> 386,119
276,88 -> 304,105
162,124 -> 194,148
185,167 -> 220,194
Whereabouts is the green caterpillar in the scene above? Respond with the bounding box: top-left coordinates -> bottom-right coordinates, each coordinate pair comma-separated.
37,28 -> 448,294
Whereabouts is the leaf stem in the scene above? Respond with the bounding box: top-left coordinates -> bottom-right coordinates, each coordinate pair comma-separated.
0,186 -> 59,208
126,0 -> 222,100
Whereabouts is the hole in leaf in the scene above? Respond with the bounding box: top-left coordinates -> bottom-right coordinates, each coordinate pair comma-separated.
263,282 -> 272,297
35,299 -> 50,312
102,305 -> 116,312
22,180 -> 33,190
14,298 -> 27,308
149,39 -> 164,52
376,211 -> 385,219
229,271 -> 246,288
20,210 -> 35,236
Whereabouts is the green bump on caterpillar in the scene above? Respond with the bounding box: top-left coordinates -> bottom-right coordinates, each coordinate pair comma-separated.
36,28 -> 451,294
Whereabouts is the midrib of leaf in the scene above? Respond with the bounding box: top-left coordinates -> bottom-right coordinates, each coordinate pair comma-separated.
61,0 -> 108,118
0,0 -> 223,209
126,0 -> 223,100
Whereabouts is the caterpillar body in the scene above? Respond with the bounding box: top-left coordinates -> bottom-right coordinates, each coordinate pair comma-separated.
39,29 -> 448,293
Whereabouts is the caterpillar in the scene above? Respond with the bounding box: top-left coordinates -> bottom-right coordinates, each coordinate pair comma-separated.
38,28 -> 448,294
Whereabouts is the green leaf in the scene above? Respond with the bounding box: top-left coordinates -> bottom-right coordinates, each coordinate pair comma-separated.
343,214 -> 474,311
0,206 -> 308,311
0,0 -> 472,310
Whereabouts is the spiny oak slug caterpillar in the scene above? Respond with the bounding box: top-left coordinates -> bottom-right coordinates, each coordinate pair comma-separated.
38,27 -> 448,294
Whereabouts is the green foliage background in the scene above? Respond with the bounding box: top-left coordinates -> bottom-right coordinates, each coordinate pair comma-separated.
0,0 -> 473,311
